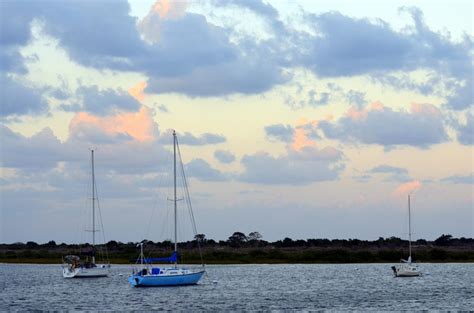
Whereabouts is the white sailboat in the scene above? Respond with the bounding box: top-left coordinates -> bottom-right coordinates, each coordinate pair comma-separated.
62,149 -> 110,278
128,130 -> 205,287
391,195 -> 421,277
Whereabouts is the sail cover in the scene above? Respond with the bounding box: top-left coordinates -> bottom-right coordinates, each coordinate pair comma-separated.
144,251 -> 177,263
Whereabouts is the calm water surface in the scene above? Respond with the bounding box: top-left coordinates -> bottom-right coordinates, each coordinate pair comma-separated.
0,263 -> 472,310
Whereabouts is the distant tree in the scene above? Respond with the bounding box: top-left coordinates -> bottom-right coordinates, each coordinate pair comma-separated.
26,241 -> 38,247
434,234 -> 453,246
282,237 -> 294,247
194,234 -> 206,243
248,231 -> 262,241
46,240 -> 56,247
207,239 -> 217,246
386,236 -> 403,246
106,240 -> 119,248
295,239 -> 307,247
228,232 -> 247,247
415,239 -> 427,245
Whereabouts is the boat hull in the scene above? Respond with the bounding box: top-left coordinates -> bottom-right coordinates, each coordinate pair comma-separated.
395,270 -> 421,277
392,264 -> 421,277
63,265 -> 109,278
128,270 -> 205,287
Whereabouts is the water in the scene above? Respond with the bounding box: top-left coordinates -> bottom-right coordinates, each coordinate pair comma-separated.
0,263 -> 472,310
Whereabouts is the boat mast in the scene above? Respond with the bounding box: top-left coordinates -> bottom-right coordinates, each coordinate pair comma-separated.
91,149 -> 96,264
408,194 -> 412,261
173,130 -> 178,267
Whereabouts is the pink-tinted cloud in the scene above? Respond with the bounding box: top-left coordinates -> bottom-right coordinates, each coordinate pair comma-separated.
69,106 -> 157,142
151,0 -> 187,19
410,102 -> 441,116
138,0 -> 187,43
291,118 -> 318,151
128,81 -> 147,102
393,180 -> 422,197
346,101 -> 385,120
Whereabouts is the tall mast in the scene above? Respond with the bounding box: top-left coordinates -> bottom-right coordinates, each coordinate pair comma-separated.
173,130 -> 178,267
408,194 -> 412,260
91,149 -> 96,264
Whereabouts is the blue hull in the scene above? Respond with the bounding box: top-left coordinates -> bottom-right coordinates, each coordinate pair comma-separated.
128,271 -> 205,287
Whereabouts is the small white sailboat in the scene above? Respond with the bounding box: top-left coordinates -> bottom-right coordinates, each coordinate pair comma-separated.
128,130 -> 205,287
62,149 -> 110,278
391,195 -> 421,277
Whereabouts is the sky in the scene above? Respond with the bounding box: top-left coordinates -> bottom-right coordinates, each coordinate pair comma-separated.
0,0 -> 473,244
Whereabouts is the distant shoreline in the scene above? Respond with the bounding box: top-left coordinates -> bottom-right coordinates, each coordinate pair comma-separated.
2,235 -> 473,264
2,260 -> 474,265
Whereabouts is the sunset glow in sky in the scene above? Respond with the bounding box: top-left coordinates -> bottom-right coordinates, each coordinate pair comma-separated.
1,0 -> 472,243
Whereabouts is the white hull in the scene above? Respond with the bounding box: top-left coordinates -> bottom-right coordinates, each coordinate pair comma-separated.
396,269 -> 421,277
392,264 -> 421,277
62,265 -> 109,278
391,195 -> 422,277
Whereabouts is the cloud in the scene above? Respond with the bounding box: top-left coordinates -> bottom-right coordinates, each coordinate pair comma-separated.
353,174 -> 372,182
307,90 -> 330,106
292,121 -> 318,151
138,0 -> 187,43
41,0 -> 145,71
1,0 -> 290,98
299,8 -> 473,109
128,81 -> 148,102
238,144 -> 343,185
212,0 -> 279,20
265,119 -> 322,152
440,173 -> 473,185
166,131 -> 226,146
345,90 -> 366,107
145,57 -> 288,97
444,76 -> 473,111
265,124 -> 294,142
1,109 -> 171,176
0,1 -> 38,74
69,106 -> 158,143
0,125 -> 64,170
392,180 -> 421,197
185,158 -> 227,181
157,104 -> 168,113
368,164 -> 411,182
318,102 -> 448,148
454,112 -> 473,145
369,165 -> 408,174
2,1 -> 472,103
214,150 -> 236,164
61,86 -> 141,115
0,74 -> 48,117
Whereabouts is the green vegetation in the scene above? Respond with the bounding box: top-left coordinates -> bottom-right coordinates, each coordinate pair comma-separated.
1,233 -> 473,264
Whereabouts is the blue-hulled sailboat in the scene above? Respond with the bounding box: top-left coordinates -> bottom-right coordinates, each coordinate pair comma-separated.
128,130 -> 205,287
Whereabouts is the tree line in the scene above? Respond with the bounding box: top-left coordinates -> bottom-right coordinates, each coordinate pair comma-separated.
1,233 -> 472,264
2,232 -> 471,249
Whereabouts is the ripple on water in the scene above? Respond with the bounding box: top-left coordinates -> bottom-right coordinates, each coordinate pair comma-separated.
0,263 -> 473,310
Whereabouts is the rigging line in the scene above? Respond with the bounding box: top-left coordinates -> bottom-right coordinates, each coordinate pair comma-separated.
94,179 -> 109,264
147,168 -> 173,257
144,151 -> 169,240
176,136 -> 204,266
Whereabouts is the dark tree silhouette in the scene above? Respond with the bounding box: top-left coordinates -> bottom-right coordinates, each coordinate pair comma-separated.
228,232 -> 247,247
248,231 -> 262,241
434,234 -> 453,246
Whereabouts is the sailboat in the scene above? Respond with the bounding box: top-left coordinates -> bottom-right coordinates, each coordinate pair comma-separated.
391,195 -> 421,277
62,149 -> 110,278
128,130 -> 205,287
